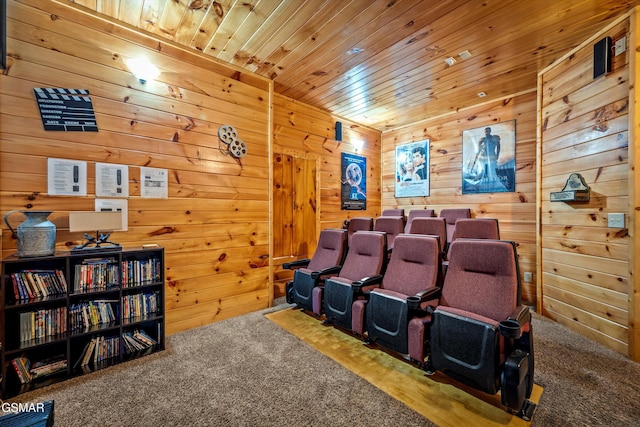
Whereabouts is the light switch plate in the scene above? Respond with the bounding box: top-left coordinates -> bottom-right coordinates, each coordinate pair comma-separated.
608,213 -> 625,228
615,37 -> 626,56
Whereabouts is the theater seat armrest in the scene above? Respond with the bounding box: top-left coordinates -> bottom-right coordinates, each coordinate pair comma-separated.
311,265 -> 342,280
351,274 -> 384,293
508,305 -> 531,326
415,287 -> 440,302
282,259 -> 311,270
407,287 -> 440,312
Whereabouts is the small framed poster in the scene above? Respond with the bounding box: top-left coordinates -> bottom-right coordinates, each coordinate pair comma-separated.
462,120 -> 516,194
341,152 -> 366,210
395,140 -> 429,198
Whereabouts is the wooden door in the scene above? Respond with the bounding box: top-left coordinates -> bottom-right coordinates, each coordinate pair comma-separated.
273,153 -> 317,259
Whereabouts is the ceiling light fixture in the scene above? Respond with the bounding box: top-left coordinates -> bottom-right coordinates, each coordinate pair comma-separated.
459,50 -> 472,60
347,47 -> 365,55
477,92 -> 487,98
444,57 -> 456,66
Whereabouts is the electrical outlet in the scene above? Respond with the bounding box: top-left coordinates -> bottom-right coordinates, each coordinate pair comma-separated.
615,36 -> 626,56
608,213 -> 625,228
523,272 -> 533,283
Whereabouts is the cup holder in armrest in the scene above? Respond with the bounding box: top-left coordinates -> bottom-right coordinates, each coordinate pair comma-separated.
499,319 -> 522,339
407,296 -> 421,310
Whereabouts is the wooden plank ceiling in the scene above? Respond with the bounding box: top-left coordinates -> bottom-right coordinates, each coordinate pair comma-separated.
65,0 -> 637,131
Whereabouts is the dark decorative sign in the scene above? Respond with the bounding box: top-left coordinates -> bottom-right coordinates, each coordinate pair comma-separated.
33,88 -> 98,131
1,0 -> 6,70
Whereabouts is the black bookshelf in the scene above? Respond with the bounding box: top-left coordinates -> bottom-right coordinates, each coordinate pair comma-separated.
0,247 -> 164,398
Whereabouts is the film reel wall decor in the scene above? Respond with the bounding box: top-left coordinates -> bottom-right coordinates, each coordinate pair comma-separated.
217,125 -> 248,158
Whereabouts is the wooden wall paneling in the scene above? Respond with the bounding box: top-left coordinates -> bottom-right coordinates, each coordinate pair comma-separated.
267,82 -> 274,309
628,7 -> 640,360
1,1 -> 271,334
542,114 -> 630,159
543,78 -> 629,135
9,5 -> 264,105
539,15 -> 633,357
381,93 -> 538,304
15,0 -> 269,90
542,296 -> 628,355
166,288 -> 270,335
542,270 -> 628,326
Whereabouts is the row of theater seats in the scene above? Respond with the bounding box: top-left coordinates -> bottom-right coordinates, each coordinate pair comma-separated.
346,207 -> 471,249
283,228 -> 536,420
346,209 -> 500,262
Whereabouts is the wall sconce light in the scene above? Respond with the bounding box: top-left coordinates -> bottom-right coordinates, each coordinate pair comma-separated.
352,139 -> 364,153
124,57 -> 160,84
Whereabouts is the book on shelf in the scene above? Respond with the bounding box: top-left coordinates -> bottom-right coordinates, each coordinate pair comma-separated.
11,355 -> 68,384
11,356 -> 32,384
122,329 -> 158,354
19,307 -> 67,343
75,335 -> 120,368
9,270 -> 67,301
69,300 -> 118,332
73,258 -> 119,293
29,356 -> 67,380
121,257 -> 161,288
80,338 -> 96,367
122,291 -> 160,320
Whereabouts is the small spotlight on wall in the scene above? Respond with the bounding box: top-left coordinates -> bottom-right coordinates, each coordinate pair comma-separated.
125,57 -> 160,84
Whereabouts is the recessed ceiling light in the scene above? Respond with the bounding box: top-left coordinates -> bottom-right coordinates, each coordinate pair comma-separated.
459,50 -> 472,60
347,47 -> 365,55
444,57 -> 456,66
477,92 -> 486,97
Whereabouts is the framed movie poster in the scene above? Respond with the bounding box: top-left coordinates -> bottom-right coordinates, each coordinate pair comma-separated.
462,120 -> 516,194
395,140 -> 429,198
341,152 -> 366,210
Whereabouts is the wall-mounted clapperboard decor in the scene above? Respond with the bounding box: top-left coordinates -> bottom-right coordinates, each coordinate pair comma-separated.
33,88 -> 98,131
1,0 -> 6,70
